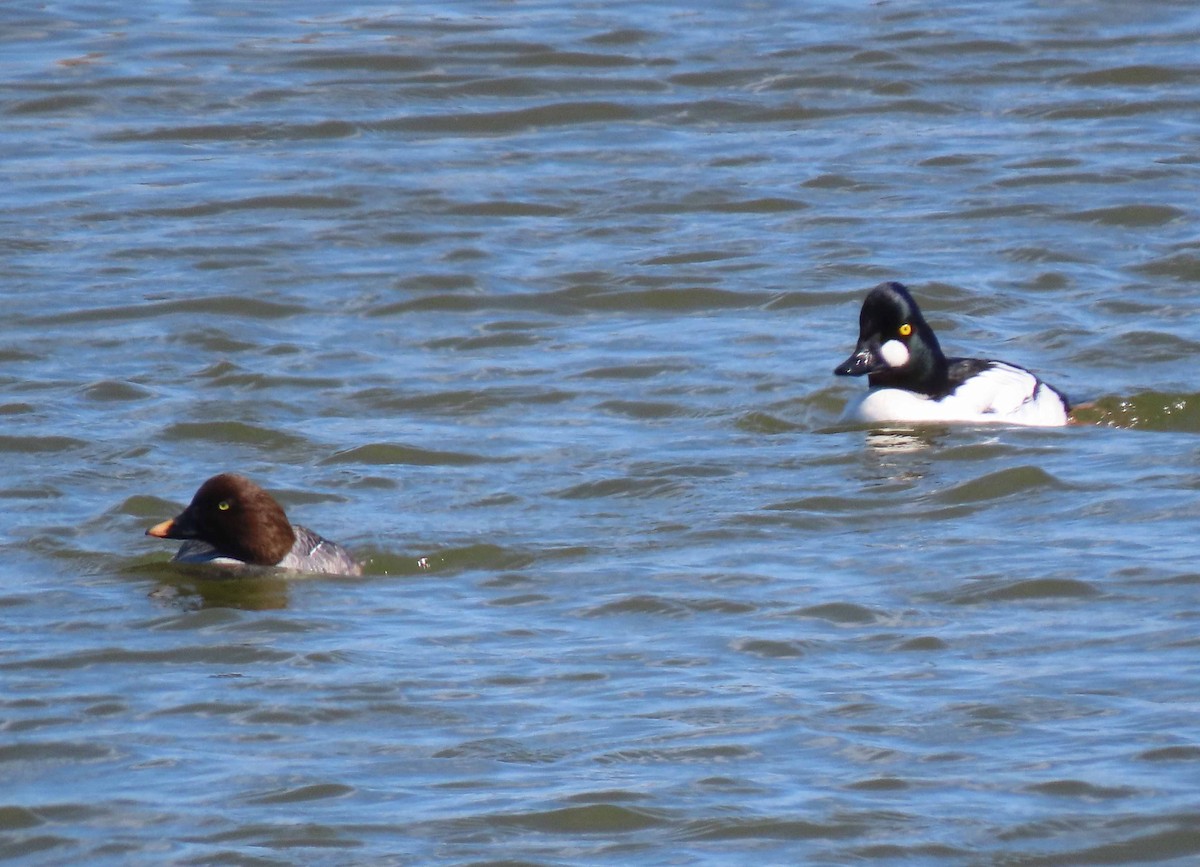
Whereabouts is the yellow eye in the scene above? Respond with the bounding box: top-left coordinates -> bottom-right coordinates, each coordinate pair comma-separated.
898,323 -> 912,337
218,501 -> 230,511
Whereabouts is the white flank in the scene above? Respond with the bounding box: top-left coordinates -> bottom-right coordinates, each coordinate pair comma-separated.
842,362 -> 1068,427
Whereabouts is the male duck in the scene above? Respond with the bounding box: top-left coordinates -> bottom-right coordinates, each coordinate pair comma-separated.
834,282 -> 1069,427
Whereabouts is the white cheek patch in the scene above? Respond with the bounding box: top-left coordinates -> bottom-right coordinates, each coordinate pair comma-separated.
879,339 -> 910,368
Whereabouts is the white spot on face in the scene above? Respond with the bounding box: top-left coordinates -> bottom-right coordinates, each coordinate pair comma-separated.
879,339 -> 910,368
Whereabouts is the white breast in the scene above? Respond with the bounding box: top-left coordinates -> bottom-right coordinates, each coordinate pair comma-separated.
171,540 -> 246,567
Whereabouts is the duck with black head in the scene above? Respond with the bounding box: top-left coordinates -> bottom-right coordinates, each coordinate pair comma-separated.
834,281 -> 1070,427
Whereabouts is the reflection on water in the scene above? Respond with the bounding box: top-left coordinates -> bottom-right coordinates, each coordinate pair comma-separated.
856,427 -> 948,486
141,565 -> 293,611
864,427 -> 948,456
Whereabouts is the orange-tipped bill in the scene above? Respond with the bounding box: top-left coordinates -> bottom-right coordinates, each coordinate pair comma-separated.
146,518 -> 179,539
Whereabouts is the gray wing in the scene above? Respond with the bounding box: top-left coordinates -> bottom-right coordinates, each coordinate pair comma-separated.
278,525 -> 362,577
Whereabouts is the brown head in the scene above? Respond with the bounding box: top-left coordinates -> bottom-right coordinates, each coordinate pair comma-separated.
146,473 -> 296,566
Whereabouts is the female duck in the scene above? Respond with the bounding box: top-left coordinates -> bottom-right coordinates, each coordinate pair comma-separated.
146,473 -> 362,576
834,282 -> 1069,427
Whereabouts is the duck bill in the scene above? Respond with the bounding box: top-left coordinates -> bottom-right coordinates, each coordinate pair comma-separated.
146,509 -> 196,540
145,518 -> 178,539
834,345 -> 885,377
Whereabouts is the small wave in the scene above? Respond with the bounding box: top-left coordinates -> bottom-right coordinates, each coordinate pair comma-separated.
321,442 -> 491,466
0,435 -> 86,454
489,803 -> 666,833
27,296 -> 306,325
938,577 -> 1100,605
375,100 -> 637,135
102,120 -> 358,142
1064,204 -> 1186,227
1071,392 -> 1200,432
683,814 -> 865,841
584,594 -> 755,618
930,465 -> 1068,505
399,543 -> 534,574
788,602 -> 883,625
162,421 -> 309,451
1026,779 -> 1139,798
1063,64 -> 1191,87
3,644 -> 291,670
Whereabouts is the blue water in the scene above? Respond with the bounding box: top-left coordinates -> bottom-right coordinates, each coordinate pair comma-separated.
2,0 -> 1200,863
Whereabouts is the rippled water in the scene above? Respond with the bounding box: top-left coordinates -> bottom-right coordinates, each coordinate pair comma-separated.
3,0 -> 1200,863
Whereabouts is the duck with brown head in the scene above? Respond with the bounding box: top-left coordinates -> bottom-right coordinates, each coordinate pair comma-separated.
147,473 -> 362,576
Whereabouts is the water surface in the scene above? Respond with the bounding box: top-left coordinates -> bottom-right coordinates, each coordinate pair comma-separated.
3,0 -> 1200,863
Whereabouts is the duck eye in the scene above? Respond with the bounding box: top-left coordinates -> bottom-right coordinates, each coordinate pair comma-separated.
218,500 -> 230,511
898,323 -> 912,337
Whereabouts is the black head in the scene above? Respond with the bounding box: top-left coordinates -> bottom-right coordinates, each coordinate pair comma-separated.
833,282 -> 948,393
146,473 -> 296,565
